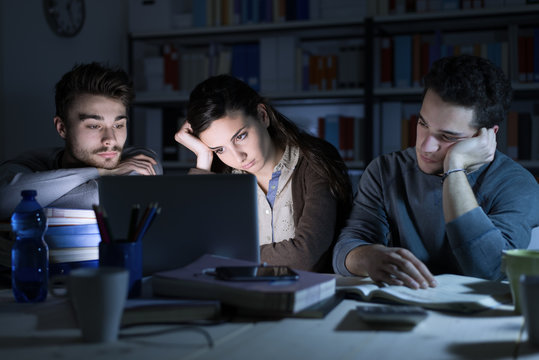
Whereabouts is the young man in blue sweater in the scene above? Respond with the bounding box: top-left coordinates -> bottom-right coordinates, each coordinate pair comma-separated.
333,55 -> 539,289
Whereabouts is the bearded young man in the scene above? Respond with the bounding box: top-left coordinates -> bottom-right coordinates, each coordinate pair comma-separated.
333,55 -> 539,289
0,62 -> 162,220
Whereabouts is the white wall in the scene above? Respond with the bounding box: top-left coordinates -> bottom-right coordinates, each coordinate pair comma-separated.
0,0 -> 129,162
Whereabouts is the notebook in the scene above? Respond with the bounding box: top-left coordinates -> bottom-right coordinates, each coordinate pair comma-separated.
98,174 -> 260,276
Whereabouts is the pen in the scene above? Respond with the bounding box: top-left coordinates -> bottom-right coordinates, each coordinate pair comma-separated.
127,203 -> 140,242
101,206 -> 114,243
134,202 -> 160,243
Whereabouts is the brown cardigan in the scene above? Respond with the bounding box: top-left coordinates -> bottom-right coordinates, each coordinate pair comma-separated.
189,144 -> 351,273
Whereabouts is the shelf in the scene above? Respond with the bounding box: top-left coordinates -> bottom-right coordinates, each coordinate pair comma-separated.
134,89 -> 366,106
371,83 -> 539,100
130,18 -> 366,40
373,4 -> 539,23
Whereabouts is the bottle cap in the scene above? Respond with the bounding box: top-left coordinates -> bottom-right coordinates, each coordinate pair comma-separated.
21,190 -> 37,197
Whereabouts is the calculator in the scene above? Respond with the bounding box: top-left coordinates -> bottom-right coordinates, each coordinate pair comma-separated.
356,305 -> 428,325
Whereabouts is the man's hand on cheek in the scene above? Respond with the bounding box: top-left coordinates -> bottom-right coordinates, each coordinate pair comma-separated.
444,128 -> 497,173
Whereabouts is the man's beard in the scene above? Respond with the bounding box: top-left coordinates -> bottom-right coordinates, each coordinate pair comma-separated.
65,138 -> 123,169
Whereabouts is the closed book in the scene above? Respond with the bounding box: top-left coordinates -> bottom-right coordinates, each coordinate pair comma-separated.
45,224 -> 99,235
45,233 -> 101,249
337,274 -> 508,313
121,298 -> 221,327
49,247 -> 99,263
152,254 -> 336,315
44,207 -> 97,226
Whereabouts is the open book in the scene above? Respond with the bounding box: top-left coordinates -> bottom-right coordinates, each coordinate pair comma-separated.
152,254 -> 336,315
337,274 -> 511,313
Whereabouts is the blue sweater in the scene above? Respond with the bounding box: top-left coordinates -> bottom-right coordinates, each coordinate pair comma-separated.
333,148 -> 539,280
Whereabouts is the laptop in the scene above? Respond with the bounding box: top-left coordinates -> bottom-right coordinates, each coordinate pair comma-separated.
98,174 -> 260,276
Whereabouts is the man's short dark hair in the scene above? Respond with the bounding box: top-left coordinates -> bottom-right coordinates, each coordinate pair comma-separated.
423,55 -> 512,129
54,62 -> 134,123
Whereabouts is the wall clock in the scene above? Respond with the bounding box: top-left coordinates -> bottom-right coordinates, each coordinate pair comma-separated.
43,0 -> 86,37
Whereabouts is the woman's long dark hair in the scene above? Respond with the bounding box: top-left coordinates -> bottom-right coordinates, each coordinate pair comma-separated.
186,74 -> 352,205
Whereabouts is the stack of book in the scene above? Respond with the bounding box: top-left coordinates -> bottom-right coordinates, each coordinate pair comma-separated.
44,208 -> 100,275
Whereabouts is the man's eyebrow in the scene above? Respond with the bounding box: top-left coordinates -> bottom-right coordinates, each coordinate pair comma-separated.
78,114 -> 127,121
78,113 -> 103,121
418,113 -> 465,137
208,126 -> 247,150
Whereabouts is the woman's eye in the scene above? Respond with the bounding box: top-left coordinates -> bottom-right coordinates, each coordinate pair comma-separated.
214,148 -> 224,155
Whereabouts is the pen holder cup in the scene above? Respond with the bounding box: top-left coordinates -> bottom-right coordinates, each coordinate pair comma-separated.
99,240 -> 142,298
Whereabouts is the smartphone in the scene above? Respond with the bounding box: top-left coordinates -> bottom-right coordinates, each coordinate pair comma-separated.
214,265 -> 299,281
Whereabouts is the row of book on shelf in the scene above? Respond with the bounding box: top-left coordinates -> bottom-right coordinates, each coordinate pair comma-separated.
130,0 -> 538,34
130,0 -> 369,32
138,38 -> 363,95
376,29 -> 539,89
139,26 -> 539,96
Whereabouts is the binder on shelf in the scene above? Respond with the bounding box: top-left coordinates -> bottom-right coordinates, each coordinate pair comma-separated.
534,28 -> 539,82
506,111 -> 519,160
260,37 -> 278,93
379,37 -> 393,88
380,102 -> 403,155
517,112 -> 532,160
277,36 -> 297,92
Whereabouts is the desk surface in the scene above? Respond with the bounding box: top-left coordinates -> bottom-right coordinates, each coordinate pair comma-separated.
0,288 -> 538,360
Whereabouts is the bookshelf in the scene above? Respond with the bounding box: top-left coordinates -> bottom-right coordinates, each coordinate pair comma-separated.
366,3 -> 539,175
127,1 -> 539,176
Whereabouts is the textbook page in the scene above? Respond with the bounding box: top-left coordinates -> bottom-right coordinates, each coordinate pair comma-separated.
336,274 -> 511,313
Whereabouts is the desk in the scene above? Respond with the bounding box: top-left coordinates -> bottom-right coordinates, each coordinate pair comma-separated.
0,288 -> 538,360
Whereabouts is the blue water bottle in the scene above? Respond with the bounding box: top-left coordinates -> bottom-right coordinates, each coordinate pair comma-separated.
11,190 -> 49,302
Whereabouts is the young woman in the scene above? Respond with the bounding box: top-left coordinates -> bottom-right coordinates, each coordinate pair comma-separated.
175,74 -> 352,272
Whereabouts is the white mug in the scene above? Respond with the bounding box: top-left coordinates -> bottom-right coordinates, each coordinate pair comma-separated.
50,267 -> 129,343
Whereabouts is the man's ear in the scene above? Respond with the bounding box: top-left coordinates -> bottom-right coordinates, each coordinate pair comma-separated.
257,104 -> 270,128
54,116 -> 67,139
492,125 -> 499,135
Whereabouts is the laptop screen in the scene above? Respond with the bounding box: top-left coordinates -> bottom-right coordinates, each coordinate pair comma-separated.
98,174 -> 260,275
